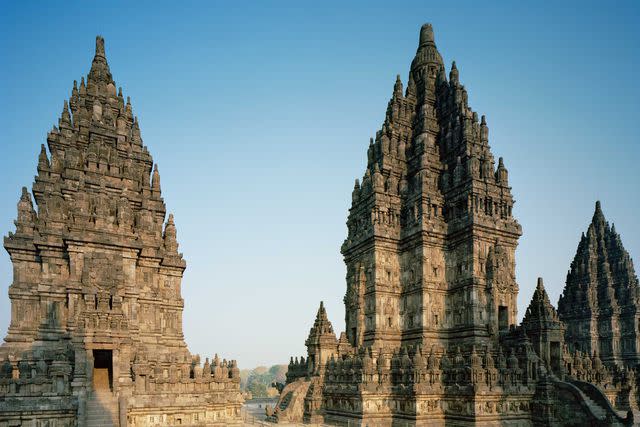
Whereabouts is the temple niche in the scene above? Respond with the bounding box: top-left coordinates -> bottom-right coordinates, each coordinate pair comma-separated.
269,24 -> 638,426
0,36 -> 242,426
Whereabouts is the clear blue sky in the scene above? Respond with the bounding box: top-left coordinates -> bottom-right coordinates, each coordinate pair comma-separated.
0,1 -> 638,369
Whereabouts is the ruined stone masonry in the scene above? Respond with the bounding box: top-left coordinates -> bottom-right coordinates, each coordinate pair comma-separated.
270,24 -> 638,426
0,37 -> 242,426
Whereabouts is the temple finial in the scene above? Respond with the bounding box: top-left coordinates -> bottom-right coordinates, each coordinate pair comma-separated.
95,35 -> 106,58
393,75 -> 403,97
592,200 -> 605,224
88,35 -> 113,87
419,23 -> 435,46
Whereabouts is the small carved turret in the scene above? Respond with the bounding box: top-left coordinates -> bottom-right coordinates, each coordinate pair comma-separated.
163,214 -> 178,253
152,164 -> 161,193
393,75 -> 403,99
79,76 -> 86,95
352,179 -> 360,204
449,61 -> 459,85
203,358 -> 211,378
480,115 -> 489,143
495,157 -> 508,185
132,116 -> 142,144
60,100 -> 71,128
372,164 -> 384,191
38,144 -> 50,171
13,187 -> 37,236
523,278 -> 561,327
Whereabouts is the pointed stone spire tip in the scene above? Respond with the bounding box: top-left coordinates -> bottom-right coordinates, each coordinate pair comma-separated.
592,200 -> 605,223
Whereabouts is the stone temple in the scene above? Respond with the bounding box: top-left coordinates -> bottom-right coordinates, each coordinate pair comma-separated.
558,201 -> 640,367
0,37 -> 242,426
269,24 -> 639,426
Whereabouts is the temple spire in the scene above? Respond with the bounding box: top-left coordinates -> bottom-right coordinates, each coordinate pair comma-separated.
88,35 -> 114,88
308,301 -> 334,337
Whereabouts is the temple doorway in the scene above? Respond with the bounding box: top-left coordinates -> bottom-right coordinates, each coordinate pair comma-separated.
550,341 -> 561,374
93,349 -> 113,391
498,305 -> 508,332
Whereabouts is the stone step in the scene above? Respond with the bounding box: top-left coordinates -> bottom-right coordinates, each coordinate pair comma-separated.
86,393 -> 119,427
582,397 -> 606,419
87,418 -> 115,423
87,408 -> 117,413
87,410 -> 118,415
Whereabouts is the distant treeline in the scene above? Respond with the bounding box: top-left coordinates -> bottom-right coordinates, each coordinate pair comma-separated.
240,365 -> 287,398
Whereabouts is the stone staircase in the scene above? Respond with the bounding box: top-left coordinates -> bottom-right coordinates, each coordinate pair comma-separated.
580,393 -> 607,420
567,380 -> 629,426
580,393 -> 626,426
86,391 -> 119,427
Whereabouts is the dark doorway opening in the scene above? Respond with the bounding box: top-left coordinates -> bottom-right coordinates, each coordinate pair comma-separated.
498,306 -> 508,332
550,341 -> 561,374
93,349 -> 113,391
